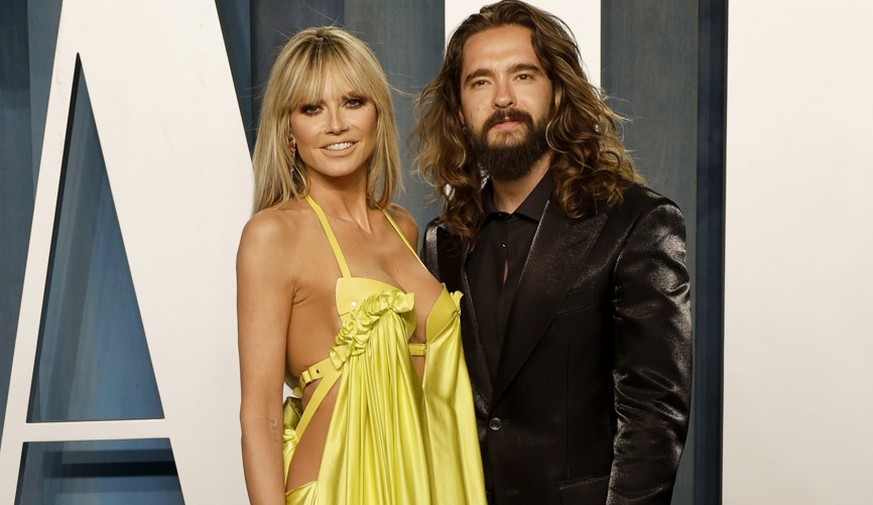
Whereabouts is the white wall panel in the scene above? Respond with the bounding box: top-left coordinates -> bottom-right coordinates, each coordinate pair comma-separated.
0,0 -> 251,503
724,2 -> 873,504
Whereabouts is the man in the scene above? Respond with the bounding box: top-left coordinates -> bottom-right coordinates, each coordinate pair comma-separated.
415,1 -> 692,504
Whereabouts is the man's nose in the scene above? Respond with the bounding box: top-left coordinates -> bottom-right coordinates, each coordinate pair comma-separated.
492,80 -> 515,109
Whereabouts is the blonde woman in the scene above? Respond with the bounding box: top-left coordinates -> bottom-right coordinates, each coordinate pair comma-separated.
236,27 -> 486,505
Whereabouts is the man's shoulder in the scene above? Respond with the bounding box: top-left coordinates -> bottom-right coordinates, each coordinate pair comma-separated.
594,184 -> 687,247
423,217 -> 444,246
604,184 -> 682,218
423,217 -> 462,249
421,217 -> 467,278
579,184 -> 685,238
424,216 -> 444,233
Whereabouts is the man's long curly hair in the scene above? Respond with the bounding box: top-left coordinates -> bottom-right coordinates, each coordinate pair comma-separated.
415,0 -> 642,244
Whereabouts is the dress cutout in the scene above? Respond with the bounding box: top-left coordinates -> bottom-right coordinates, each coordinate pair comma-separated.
282,196 -> 487,505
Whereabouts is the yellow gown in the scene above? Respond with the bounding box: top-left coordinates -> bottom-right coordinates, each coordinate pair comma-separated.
282,196 -> 487,505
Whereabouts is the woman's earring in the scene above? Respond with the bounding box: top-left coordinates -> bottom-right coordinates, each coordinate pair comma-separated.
288,138 -> 298,176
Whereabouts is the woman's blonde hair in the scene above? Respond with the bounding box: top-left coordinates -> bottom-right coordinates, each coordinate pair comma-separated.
252,27 -> 401,212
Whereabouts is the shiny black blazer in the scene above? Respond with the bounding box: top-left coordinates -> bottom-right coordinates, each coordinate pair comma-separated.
422,184 -> 692,505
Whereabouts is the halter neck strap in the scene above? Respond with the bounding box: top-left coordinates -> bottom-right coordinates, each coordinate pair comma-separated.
382,208 -> 427,270
305,195 -> 351,278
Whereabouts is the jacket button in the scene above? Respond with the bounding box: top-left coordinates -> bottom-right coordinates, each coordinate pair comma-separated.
489,417 -> 503,431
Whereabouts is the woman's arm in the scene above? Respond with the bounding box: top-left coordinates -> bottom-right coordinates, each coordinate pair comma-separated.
237,213 -> 295,505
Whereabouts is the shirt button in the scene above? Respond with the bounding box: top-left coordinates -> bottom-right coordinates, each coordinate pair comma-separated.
489,417 -> 503,431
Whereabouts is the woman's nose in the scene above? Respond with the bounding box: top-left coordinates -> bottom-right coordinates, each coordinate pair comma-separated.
325,108 -> 348,133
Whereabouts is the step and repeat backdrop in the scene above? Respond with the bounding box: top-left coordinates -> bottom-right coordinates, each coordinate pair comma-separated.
7,0 -> 869,504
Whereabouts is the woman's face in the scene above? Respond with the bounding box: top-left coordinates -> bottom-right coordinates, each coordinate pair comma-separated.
288,74 -> 378,185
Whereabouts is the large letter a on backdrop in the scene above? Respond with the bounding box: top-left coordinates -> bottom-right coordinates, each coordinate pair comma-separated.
0,1 -> 252,503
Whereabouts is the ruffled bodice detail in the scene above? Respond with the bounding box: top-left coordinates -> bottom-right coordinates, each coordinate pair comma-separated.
332,282 -> 416,365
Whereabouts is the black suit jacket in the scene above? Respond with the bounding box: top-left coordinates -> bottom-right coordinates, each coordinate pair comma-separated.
422,184 -> 692,505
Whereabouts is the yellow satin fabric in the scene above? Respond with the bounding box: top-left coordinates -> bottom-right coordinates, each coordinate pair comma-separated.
282,196 -> 486,504
282,279 -> 487,504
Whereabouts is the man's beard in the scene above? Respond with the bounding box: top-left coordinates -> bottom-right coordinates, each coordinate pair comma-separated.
467,108 -> 550,181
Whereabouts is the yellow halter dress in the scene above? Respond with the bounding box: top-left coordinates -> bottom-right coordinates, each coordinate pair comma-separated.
282,196 -> 486,505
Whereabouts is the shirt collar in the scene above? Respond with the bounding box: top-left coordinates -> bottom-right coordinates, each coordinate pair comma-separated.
483,171 -> 555,222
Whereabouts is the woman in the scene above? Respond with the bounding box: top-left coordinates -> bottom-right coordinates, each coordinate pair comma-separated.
236,27 -> 486,505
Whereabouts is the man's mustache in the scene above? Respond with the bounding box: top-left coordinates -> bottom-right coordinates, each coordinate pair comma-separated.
483,108 -> 534,132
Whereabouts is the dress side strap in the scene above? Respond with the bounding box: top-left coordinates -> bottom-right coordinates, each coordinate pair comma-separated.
305,195 -> 351,278
299,356 -> 332,388
294,357 -> 341,441
382,208 -> 427,269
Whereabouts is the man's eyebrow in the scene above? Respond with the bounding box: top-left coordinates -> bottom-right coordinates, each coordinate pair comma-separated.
463,63 -> 545,84
463,68 -> 494,84
510,63 -> 544,75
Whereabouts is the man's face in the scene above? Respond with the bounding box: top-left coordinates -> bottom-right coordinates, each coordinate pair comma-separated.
459,24 -> 553,180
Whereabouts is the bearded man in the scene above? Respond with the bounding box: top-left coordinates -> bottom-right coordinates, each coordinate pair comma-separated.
416,2 -> 692,504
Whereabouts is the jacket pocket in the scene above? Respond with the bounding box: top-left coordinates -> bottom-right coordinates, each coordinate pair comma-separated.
558,474 -> 609,504
554,286 -> 600,316
495,488 -> 524,505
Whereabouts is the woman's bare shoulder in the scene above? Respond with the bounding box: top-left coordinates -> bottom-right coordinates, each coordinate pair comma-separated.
385,203 -> 419,245
238,199 -> 315,270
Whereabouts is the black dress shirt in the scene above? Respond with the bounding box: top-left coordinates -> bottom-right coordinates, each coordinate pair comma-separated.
465,173 -> 555,378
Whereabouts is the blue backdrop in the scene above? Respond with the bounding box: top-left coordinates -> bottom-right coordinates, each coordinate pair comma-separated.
0,1 -> 723,503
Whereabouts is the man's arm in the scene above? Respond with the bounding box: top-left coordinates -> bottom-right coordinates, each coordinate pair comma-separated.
608,200 -> 692,505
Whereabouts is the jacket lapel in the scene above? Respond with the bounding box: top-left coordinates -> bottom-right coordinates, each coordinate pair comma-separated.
436,227 -> 494,408
492,200 -> 609,403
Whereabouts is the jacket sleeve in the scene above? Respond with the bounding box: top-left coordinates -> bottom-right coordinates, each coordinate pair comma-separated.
607,201 -> 692,505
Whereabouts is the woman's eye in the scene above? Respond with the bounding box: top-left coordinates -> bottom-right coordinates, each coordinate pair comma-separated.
346,97 -> 367,109
300,104 -> 321,115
